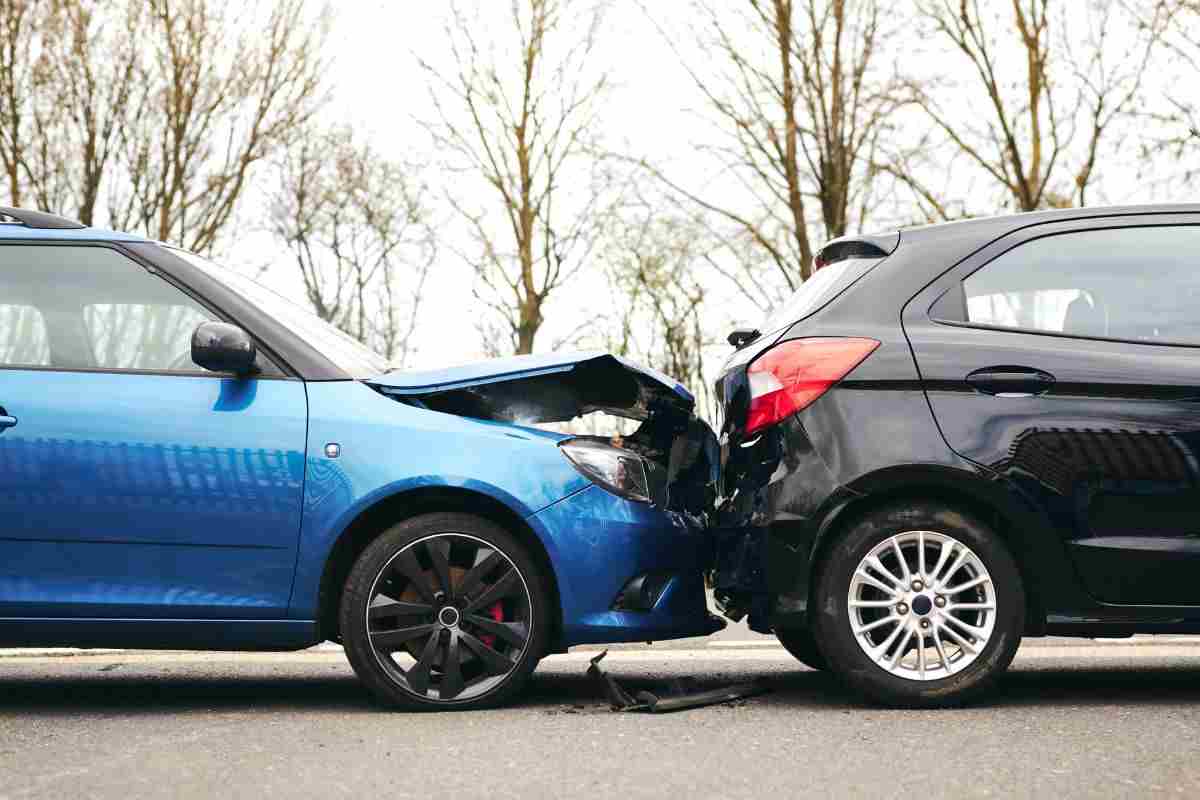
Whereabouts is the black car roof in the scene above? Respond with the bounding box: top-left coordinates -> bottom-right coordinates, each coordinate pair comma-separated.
899,202 -> 1200,244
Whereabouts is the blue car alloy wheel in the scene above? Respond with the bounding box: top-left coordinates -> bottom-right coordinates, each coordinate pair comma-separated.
339,513 -> 551,710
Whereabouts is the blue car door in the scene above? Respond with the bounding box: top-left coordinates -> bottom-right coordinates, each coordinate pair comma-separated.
0,243 -> 307,619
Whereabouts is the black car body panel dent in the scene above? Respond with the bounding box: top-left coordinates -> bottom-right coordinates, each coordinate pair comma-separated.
713,204 -> 1200,638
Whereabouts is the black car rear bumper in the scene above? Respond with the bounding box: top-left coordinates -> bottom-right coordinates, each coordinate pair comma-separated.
711,415 -> 858,633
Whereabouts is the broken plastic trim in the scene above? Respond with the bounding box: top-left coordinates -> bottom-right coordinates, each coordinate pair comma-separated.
586,651 -> 770,713
611,571 -> 674,612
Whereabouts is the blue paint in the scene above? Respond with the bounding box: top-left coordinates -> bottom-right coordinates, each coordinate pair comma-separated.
0,370 -> 306,619
528,485 -> 718,645
291,380 -> 588,619
3,371 -> 715,648
1,225 -> 716,652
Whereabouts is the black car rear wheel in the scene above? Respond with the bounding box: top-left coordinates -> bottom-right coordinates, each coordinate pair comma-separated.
812,502 -> 1024,708
340,513 -> 550,710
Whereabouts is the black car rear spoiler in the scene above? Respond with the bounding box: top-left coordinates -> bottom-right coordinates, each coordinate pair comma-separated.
815,231 -> 900,268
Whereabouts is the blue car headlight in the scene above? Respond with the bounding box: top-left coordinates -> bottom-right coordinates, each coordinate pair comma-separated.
559,439 -> 667,506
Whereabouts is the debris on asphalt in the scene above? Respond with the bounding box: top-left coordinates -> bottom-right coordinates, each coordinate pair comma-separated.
586,651 -> 769,713
543,704 -> 589,716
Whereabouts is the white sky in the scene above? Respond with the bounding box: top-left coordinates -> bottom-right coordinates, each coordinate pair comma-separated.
290,2 -> 717,371
234,1 -> 766,376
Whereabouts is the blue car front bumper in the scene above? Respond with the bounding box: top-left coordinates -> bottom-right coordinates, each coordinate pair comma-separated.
529,484 -> 724,647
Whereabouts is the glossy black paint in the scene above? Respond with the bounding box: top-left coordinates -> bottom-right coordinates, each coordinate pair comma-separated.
713,204 -> 1200,638
191,321 -> 257,376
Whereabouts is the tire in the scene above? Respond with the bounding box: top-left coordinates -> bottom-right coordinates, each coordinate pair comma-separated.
812,503 -> 1024,708
339,512 -> 550,710
775,627 -> 827,671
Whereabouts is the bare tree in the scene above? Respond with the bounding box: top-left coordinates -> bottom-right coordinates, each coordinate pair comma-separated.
607,215 -> 710,393
420,0 -> 611,355
2,0 -> 325,249
0,0 -> 44,207
1140,0 -> 1200,180
270,125 -> 436,366
36,0 -> 145,224
642,0 -> 905,305
107,0 -> 327,252
906,0 -> 1168,212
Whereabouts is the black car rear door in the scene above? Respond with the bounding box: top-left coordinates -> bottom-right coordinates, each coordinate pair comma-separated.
903,215 -> 1200,606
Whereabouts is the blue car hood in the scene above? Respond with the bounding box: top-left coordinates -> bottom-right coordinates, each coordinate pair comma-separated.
366,351 -> 695,423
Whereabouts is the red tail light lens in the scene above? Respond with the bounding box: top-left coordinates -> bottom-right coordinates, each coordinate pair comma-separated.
745,337 -> 880,435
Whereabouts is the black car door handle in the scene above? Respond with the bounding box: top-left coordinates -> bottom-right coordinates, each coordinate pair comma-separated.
965,367 -> 1055,397
0,406 -> 16,430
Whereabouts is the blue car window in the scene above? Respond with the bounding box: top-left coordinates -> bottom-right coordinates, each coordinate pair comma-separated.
0,303 -> 50,366
0,244 -> 218,371
84,302 -> 214,371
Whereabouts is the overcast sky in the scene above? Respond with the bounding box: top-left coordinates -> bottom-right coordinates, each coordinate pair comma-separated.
233,1 -> 1192,381
231,2 -> 775,375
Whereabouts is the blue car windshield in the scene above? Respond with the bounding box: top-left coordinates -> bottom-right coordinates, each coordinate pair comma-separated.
169,247 -> 391,376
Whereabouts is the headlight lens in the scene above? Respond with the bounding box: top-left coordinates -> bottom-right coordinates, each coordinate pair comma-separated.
559,440 -> 662,505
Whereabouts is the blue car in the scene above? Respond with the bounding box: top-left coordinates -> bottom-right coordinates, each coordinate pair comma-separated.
0,207 -> 722,709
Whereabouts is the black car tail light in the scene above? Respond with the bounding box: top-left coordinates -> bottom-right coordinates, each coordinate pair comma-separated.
745,337 -> 879,435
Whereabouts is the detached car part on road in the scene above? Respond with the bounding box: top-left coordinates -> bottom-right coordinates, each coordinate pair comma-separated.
712,203 -> 1200,707
0,206 -> 721,710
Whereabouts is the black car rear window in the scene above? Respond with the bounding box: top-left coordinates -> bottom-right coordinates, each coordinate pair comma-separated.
758,256 -> 884,335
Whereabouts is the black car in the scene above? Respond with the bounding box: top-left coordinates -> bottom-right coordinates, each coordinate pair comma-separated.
712,204 -> 1200,707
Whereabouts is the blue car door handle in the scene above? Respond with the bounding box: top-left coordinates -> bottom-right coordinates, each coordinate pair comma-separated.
0,407 -> 17,430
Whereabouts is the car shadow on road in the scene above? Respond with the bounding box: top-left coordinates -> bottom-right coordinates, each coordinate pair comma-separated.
0,669 -> 377,714
524,663 -> 1200,713
1,661 -> 1199,715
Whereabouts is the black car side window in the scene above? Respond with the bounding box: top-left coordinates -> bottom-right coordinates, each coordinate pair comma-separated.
0,244 -> 219,372
958,225 -> 1200,346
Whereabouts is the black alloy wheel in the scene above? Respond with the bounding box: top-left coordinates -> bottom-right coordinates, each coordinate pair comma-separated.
340,513 -> 549,710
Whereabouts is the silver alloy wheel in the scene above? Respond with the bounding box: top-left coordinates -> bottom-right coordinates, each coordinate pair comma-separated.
847,530 -> 996,681
365,532 -> 534,703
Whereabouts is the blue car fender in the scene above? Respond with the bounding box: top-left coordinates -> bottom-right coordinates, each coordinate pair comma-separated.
288,380 -> 589,620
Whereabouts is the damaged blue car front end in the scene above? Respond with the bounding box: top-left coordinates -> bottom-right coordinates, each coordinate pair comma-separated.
364,351 -> 724,650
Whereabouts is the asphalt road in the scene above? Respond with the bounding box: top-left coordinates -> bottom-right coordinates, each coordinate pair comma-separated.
3,631 -> 1200,800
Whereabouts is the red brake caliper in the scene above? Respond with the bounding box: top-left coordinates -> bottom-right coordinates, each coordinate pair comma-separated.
479,602 -> 504,648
